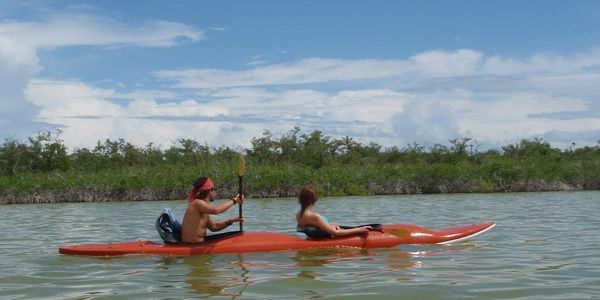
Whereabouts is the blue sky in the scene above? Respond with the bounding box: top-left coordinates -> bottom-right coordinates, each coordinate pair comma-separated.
1,1 -> 600,150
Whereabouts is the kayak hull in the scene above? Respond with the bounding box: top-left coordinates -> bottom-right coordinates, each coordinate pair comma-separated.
59,222 -> 495,257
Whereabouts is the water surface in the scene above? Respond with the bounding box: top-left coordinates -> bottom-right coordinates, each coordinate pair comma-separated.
1,191 -> 599,299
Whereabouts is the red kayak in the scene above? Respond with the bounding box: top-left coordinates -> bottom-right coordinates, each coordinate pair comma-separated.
59,222 -> 495,256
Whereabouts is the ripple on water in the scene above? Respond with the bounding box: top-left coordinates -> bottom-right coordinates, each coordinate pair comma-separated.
2,192 -> 600,299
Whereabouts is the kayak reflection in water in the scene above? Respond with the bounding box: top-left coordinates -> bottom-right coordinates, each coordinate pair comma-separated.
181,176 -> 245,243
296,185 -> 371,238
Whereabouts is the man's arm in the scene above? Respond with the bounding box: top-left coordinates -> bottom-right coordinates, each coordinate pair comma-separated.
195,198 -> 238,215
207,216 -> 243,232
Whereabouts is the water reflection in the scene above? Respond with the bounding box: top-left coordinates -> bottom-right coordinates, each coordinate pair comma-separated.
292,248 -> 378,267
289,244 -> 481,280
289,247 -> 419,282
161,255 -> 250,298
382,248 -> 417,271
158,243 -> 481,297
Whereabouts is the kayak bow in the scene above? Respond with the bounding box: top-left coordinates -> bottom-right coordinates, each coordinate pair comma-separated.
59,222 -> 495,257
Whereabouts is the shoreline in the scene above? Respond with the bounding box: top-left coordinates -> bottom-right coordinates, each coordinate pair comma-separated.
3,131 -> 599,205
2,179 -> 597,204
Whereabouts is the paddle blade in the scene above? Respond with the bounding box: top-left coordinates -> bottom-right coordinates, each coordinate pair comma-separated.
382,228 -> 411,238
238,155 -> 246,177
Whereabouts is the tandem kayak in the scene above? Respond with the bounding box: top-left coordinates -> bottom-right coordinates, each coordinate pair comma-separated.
58,222 -> 495,257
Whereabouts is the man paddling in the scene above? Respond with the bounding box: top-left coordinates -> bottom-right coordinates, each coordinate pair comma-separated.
181,176 -> 244,243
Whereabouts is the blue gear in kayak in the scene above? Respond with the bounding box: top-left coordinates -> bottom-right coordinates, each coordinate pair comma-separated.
297,226 -> 332,238
156,208 -> 182,244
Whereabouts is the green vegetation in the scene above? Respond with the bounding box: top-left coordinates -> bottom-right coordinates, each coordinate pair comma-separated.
1,128 -> 599,204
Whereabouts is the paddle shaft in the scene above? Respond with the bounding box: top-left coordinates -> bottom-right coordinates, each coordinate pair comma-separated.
340,224 -> 409,237
238,175 -> 243,231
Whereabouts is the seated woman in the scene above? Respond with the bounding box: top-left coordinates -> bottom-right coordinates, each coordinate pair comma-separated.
296,185 -> 372,238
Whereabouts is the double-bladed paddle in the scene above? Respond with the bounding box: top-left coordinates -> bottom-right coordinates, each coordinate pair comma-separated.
372,224 -> 411,237
342,224 -> 411,237
380,228 -> 411,237
238,154 -> 245,231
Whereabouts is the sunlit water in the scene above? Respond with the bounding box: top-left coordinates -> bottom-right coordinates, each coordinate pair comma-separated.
1,191 -> 599,299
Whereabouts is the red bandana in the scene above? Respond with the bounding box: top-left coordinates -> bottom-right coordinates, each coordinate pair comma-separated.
187,177 -> 214,203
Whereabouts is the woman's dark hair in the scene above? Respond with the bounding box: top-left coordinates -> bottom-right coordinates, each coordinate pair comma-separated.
192,176 -> 212,199
298,185 -> 318,216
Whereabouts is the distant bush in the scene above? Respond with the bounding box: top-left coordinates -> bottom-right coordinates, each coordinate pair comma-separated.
1,128 -> 600,203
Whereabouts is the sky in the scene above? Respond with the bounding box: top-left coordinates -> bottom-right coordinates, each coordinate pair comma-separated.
1,0 -> 600,151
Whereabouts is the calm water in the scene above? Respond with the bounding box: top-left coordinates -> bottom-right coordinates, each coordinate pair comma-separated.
1,191 -> 599,299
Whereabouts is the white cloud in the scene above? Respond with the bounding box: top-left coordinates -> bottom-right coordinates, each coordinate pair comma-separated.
155,49 -> 600,99
0,38 -> 45,135
524,73 -> 600,97
391,100 -> 461,146
154,57 -> 408,88
149,48 -> 600,149
482,48 -> 600,76
327,90 -> 410,123
23,79 -> 412,148
126,99 -> 228,117
26,79 -> 120,119
3,6 -> 600,151
21,70 -> 600,150
0,13 -> 203,48
0,10 -> 204,138
116,90 -> 180,102
154,49 -> 486,89
441,93 -> 593,142
409,49 -> 483,77
0,38 -> 40,71
24,79 -> 279,148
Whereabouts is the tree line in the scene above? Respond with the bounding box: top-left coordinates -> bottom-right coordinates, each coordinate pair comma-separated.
1,128 -> 599,203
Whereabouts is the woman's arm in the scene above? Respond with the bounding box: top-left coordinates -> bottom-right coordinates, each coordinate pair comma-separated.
309,213 -> 371,237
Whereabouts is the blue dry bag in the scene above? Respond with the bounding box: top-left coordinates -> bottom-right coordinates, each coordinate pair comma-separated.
155,208 -> 182,244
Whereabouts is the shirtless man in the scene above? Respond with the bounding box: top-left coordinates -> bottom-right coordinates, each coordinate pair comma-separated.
181,176 -> 244,243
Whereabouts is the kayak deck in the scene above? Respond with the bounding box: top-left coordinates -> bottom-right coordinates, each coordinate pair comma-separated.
59,222 -> 495,257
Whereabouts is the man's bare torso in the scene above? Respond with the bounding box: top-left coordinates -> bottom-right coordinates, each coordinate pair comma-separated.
181,201 -> 210,243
